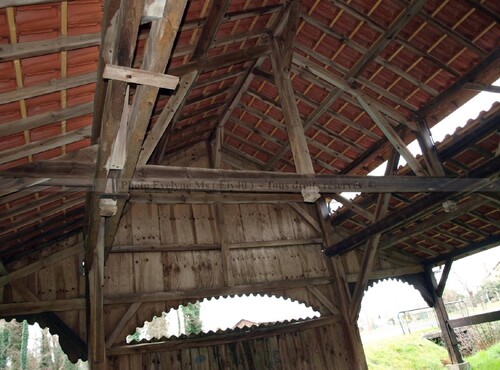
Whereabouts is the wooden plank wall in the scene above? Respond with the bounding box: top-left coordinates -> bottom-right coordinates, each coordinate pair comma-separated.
3,234 -> 87,340
104,201 -> 333,345
108,319 -> 351,370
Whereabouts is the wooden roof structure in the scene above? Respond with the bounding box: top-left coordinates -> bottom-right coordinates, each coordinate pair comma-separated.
0,0 -> 499,368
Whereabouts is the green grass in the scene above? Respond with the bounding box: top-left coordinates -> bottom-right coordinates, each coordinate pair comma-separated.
365,334 -> 449,370
466,342 -> 500,370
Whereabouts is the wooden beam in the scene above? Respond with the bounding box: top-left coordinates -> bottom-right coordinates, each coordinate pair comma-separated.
417,47 -> 500,121
167,43 -> 272,77
0,298 -> 85,316
105,302 -> 141,349
191,1 -> 231,62
449,310 -> 500,329
307,286 -> 339,315
0,72 -> 96,105
0,33 -> 101,62
1,0 -> 62,7
84,0 -> 152,268
349,152 -> 398,321
2,161 -> 498,194
0,197 -> 84,236
324,155 -> 500,256
425,268 -> 464,364
129,191 -> 303,204
0,127 -> 91,165
88,217 -> 106,367
415,119 -> 446,177
181,4 -> 283,32
288,203 -> 322,234
298,14 -> 438,97
103,64 -> 179,89
462,82 -> 500,93
271,37 -> 314,174
293,53 -> 416,128
138,70 -> 198,165
105,277 -> 332,305
378,197 -> 488,252
329,0 -> 461,78
436,258 -> 453,297
0,243 -> 82,287
151,0 -> 231,163
281,0 -> 299,71
393,0 -> 486,57
90,0 -> 121,142
329,194 -> 375,221
346,265 -> 424,282
345,0 -> 427,82
426,234 -> 500,267
464,0 -> 500,24
101,0 -> 189,254
212,126 -> 224,169
356,96 -> 427,176
314,201 -> 368,369
0,101 -> 93,137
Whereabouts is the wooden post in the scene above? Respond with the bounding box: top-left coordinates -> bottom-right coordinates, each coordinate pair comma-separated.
425,268 -> 464,364
212,125 -> 224,169
416,118 -> 446,177
349,151 -> 399,322
316,203 -> 368,370
88,217 -> 106,369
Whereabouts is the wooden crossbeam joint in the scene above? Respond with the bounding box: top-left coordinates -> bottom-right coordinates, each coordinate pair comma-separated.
103,64 -> 179,89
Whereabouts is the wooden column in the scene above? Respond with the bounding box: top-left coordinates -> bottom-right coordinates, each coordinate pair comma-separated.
211,125 -> 224,169
349,151 -> 399,322
425,267 -> 464,364
316,203 -> 368,370
88,217 -> 106,369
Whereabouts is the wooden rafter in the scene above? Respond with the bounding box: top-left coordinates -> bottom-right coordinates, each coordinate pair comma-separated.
293,53 -> 416,129
0,33 -> 101,62
355,95 -> 427,176
271,10 -> 314,175
344,0 -> 428,82
324,154 -> 500,256
150,0 -> 232,163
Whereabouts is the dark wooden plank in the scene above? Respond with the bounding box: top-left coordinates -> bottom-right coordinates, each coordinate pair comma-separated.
0,72 -> 96,105
0,33 -> 100,62
449,310 -> 500,329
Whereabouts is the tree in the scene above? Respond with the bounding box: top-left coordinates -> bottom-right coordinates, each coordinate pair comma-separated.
145,313 -> 168,340
39,328 -> 52,369
7,320 -> 23,369
0,321 -> 9,369
182,302 -> 202,335
474,279 -> 500,304
442,288 -> 465,303
20,321 -> 29,370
